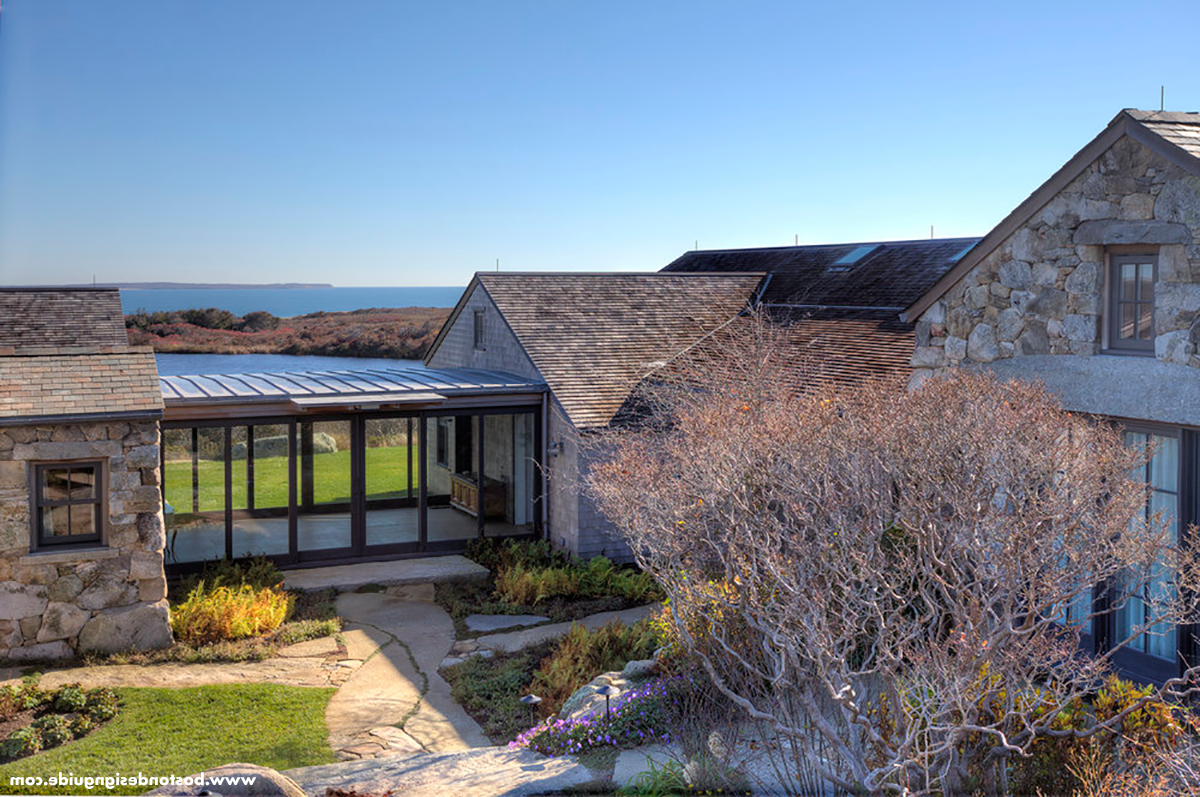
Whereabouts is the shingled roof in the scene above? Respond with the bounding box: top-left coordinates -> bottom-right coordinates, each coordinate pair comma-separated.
455,273 -> 764,428
0,288 -> 163,424
0,288 -> 130,355
659,237 -> 980,385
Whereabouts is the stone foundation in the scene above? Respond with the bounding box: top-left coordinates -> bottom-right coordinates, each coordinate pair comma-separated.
0,419 -> 172,660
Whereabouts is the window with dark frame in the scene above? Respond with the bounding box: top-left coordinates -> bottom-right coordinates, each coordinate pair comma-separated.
435,417 -> 451,467
1108,253 -> 1157,352
33,462 -> 104,547
473,309 -> 486,350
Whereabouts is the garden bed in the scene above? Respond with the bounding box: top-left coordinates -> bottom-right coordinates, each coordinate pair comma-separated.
437,539 -> 662,639
442,617 -> 658,745
0,679 -> 121,765
88,560 -> 342,666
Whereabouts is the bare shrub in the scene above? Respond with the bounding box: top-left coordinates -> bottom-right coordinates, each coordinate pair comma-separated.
584,312 -> 1200,796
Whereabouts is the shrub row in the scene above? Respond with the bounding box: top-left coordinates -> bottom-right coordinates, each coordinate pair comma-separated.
466,539 -> 663,606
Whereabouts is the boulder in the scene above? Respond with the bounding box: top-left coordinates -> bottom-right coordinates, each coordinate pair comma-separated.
145,763 -> 306,797
6,640 -> 71,662
77,576 -> 137,611
37,601 -> 90,642
47,573 -> 83,603
0,582 -> 48,621
621,658 -> 658,680
231,432 -> 335,461
77,600 -> 172,653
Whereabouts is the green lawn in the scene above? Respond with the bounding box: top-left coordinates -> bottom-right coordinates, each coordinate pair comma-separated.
0,685 -> 337,795
164,447 -> 415,513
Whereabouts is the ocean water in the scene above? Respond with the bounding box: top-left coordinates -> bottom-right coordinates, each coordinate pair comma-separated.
155,353 -> 427,376
121,286 -> 463,316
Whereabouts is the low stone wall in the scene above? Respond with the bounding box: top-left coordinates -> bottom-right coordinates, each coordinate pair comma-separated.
0,419 -> 173,661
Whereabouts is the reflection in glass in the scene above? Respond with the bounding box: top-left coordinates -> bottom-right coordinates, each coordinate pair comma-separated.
365,417 -> 418,548
427,415 -> 481,543
482,413 -> 537,537
297,420 -> 352,552
163,427 -> 227,565
232,424 -> 291,558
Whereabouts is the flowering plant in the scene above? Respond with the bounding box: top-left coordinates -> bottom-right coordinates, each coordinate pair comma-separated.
512,676 -> 680,757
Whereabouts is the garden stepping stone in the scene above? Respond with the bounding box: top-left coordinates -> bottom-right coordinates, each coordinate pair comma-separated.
463,613 -> 549,633
611,745 -> 675,788
386,583 -> 436,602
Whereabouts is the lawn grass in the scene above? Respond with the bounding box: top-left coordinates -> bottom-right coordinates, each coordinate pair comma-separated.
0,685 -> 337,795
163,447 -> 414,513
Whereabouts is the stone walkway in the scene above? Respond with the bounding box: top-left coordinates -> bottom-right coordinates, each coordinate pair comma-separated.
284,747 -> 593,797
326,588 -> 492,760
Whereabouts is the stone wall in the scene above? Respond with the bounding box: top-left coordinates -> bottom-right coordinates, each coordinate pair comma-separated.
0,419 -> 172,661
912,136 -> 1200,381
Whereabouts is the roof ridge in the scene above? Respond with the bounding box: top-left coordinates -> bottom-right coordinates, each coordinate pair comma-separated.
682,236 -> 982,256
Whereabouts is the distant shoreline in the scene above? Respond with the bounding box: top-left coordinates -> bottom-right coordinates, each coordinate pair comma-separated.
67,282 -> 336,290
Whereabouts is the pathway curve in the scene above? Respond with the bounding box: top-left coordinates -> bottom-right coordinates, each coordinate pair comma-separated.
327,589 -> 492,760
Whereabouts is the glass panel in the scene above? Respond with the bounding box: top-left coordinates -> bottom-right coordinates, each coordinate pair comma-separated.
1139,262 -> 1154,303
232,423 -> 290,559
1117,431 -> 1180,660
297,420 -> 352,552
41,469 -> 71,502
69,506 -> 95,538
1121,263 -> 1137,301
164,427 -> 226,565
1119,303 -> 1135,340
1150,435 -> 1179,494
1138,303 -> 1153,340
69,468 -> 95,501
483,413 -> 537,537
427,415 -> 481,543
365,418 -> 418,548
41,505 -> 70,538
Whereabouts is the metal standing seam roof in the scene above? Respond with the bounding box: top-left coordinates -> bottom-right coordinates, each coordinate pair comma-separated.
158,366 -> 546,405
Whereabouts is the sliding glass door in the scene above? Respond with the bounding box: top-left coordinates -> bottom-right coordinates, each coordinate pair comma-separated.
161,404 -> 540,568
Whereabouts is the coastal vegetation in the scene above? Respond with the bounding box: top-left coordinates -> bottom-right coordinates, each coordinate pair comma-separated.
125,306 -> 447,359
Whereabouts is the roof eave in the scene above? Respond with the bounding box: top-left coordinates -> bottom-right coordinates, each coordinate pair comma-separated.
901,110 -> 1200,323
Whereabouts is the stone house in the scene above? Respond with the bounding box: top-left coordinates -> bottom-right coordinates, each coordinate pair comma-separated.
0,288 -> 172,660
903,109 -> 1200,683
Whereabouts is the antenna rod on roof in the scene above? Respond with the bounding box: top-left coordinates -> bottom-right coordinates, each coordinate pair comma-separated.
496,258 -> 499,272
930,225 -> 934,239
695,240 -> 698,250
794,233 -> 798,246
1161,85 -> 1165,112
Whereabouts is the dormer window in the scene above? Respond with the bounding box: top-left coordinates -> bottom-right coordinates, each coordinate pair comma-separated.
1108,254 -> 1156,353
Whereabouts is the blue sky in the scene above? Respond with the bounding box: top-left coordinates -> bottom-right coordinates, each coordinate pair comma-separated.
2,1 -> 1199,288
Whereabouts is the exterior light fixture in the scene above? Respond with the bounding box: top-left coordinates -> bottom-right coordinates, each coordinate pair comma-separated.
594,684 -> 621,720
520,693 -> 542,727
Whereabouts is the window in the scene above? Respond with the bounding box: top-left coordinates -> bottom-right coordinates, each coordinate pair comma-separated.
1115,430 -> 1180,661
473,309 -> 486,350
33,462 -> 104,548
435,417 -> 451,467
1108,254 -> 1157,353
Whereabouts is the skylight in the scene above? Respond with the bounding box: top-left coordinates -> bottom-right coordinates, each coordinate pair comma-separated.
830,244 -> 880,270
949,243 -> 976,263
